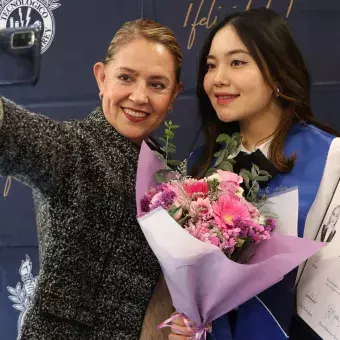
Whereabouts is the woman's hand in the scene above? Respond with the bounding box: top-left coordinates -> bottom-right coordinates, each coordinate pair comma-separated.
168,314 -> 193,340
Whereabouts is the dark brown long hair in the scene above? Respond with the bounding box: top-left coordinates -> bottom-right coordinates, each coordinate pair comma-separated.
191,8 -> 338,178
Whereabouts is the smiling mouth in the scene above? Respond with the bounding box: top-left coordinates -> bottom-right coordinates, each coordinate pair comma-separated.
215,94 -> 240,105
122,107 -> 149,122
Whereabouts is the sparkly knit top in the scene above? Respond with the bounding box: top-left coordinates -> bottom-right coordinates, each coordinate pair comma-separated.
0,98 -> 163,339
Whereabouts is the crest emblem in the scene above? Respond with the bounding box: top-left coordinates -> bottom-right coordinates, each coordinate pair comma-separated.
7,255 -> 38,332
0,0 -> 61,53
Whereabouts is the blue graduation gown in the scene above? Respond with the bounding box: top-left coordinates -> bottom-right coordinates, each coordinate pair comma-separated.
192,123 -> 335,340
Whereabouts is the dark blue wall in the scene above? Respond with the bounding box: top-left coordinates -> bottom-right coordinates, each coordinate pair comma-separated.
1,0 -> 340,337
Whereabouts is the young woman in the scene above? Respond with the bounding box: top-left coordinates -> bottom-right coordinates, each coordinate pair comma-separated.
169,8 -> 340,340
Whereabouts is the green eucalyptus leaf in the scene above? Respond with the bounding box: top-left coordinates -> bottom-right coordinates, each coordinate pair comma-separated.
232,132 -> 241,139
205,168 -> 217,177
254,175 -> 270,182
214,149 -> 226,166
244,177 -> 250,190
252,181 -> 260,193
253,164 -> 260,174
168,206 -> 181,217
168,159 -> 182,166
230,140 -> 237,150
218,161 -> 233,172
259,170 -> 271,177
165,129 -> 175,138
154,151 -> 166,161
177,215 -> 190,226
251,166 -> 257,178
168,144 -> 176,151
227,147 -> 241,160
161,146 -> 170,153
171,124 -> 180,129
240,169 -> 253,179
214,150 -> 223,157
153,169 -> 172,183
216,134 -> 230,143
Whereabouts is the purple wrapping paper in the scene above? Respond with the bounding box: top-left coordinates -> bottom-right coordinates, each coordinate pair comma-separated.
136,142 -> 325,326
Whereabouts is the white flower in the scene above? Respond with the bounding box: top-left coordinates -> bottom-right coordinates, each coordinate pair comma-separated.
206,173 -> 221,182
235,187 -> 244,198
256,214 -> 266,225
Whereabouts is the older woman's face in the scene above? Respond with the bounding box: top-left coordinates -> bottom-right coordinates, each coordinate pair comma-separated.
94,38 -> 181,144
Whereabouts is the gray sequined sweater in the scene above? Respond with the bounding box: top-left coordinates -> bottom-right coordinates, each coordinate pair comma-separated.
0,98 -> 160,339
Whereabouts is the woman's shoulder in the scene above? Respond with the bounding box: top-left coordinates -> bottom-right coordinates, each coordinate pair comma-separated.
288,123 -> 337,152
291,122 -> 336,140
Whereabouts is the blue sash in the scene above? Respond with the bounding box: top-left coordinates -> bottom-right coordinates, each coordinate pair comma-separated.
192,123 -> 335,340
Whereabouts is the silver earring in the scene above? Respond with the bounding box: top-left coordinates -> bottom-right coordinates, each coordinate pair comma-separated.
99,93 -> 103,100
168,107 -> 173,113
275,87 -> 280,98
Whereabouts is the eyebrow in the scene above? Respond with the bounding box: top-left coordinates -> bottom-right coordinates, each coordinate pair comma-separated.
117,67 -> 170,82
117,67 -> 138,75
207,49 -> 250,59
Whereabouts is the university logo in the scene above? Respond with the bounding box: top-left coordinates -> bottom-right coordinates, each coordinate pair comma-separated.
7,255 -> 38,333
0,0 -> 61,53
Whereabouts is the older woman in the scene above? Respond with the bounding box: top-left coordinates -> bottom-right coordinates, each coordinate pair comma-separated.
0,19 -> 182,340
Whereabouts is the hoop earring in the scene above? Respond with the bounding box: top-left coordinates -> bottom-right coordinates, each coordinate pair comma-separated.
99,93 -> 103,100
168,107 -> 173,113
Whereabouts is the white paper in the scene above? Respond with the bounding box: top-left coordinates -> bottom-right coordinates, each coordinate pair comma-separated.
297,179 -> 340,339
264,188 -> 299,237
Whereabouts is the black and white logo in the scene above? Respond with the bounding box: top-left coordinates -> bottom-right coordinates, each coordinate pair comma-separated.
0,0 -> 61,53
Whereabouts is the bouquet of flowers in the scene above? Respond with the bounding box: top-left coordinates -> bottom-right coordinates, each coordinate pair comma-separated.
136,121 -> 324,339
140,168 -> 277,260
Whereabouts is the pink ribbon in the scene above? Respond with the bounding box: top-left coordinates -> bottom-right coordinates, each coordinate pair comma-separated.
158,313 -> 212,340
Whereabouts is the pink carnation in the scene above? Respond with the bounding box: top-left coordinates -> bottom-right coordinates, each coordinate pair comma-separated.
220,181 -> 240,197
217,170 -> 243,184
184,180 -> 209,198
189,197 -> 213,220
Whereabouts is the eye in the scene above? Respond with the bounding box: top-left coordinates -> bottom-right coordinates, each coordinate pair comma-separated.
118,74 -> 133,82
231,60 -> 247,67
207,62 -> 216,70
150,82 -> 166,90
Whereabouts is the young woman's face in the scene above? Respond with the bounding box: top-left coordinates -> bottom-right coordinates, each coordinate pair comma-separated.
204,25 -> 276,124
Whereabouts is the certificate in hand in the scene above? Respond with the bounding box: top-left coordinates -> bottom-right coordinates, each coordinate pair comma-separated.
297,178 -> 340,339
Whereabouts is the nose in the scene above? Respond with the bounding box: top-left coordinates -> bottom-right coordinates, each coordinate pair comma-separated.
129,81 -> 149,105
213,66 -> 230,87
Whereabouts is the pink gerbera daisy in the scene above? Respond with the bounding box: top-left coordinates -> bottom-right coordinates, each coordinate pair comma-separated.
213,194 -> 251,229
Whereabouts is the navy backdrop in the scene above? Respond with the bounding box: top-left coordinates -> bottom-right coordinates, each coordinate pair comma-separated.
1,0 -> 340,337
